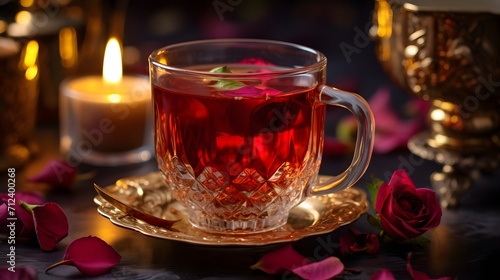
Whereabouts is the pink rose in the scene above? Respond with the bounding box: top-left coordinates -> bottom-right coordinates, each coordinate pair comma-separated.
375,169 -> 442,240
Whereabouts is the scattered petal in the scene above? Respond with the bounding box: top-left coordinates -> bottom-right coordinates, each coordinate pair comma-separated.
20,202 -> 68,251
336,87 -> 427,154
0,266 -> 37,279
28,159 -> 78,188
0,202 -> 8,222
0,191 -> 45,238
46,236 -> 121,276
250,244 -> 310,274
370,269 -> 396,280
339,227 -> 380,256
291,256 -> 344,280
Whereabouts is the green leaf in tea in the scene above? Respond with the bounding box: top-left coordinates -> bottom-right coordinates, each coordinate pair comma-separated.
209,66 -> 245,90
209,66 -> 232,73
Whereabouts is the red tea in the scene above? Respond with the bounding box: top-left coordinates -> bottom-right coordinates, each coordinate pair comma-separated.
153,64 -> 325,232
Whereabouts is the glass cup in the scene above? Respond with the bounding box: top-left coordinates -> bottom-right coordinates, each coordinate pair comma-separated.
149,39 -> 375,234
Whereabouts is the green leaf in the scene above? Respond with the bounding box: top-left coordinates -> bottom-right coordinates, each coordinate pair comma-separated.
367,176 -> 384,211
366,213 -> 382,230
209,66 -> 232,73
209,66 -> 245,90
214,79 -> 245,90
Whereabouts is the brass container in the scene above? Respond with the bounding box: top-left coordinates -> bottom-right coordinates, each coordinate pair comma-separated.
372,0 -> 500,207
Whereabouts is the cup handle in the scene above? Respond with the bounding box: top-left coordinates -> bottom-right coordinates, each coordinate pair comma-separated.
311,85 -> 375,196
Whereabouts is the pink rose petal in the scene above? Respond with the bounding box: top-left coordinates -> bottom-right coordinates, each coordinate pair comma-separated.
250,244 -> 311,274
0,202 -> 7,223
337,87 -> 427,154
370,269 -> 396,280
225,85 -> 262,97
28,159 -> 78,188
291,256 -> 344,280
239,58 -> 274,65
46,236 -> 121,276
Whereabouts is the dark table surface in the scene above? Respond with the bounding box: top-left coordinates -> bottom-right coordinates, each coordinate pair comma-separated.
2,125 -> 500,280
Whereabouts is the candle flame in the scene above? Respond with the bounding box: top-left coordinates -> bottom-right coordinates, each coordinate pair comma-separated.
103,37 -> 122,84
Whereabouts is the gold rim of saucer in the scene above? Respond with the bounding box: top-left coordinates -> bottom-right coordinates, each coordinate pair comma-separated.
93,172 -> 369,246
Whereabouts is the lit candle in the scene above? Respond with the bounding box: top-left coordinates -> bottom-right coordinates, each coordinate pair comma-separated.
59,38 -> 152,166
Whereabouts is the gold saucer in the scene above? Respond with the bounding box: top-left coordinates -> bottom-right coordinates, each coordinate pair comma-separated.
93,172 -> 369,246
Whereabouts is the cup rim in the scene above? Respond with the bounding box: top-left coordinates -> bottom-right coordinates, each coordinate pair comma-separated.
148,38 -> 327,78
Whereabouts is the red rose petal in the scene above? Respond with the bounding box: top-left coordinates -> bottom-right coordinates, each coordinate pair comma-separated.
370,269 -> 396,280
46,236 -> 121,276
250,244 -> 310,274
25,202 -> 69,251
388,170 -> 415,189
28,159 -> 77,188
291,256 -> 344,280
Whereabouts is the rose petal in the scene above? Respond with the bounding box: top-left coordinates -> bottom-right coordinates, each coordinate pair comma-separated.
339,227 -> 380,255
339,87 -> 426,154
375,182 -> 391,214
388,170 -> 415,189
0,202 -> 7,222
24,202 -> 69,251
239,58 -> 274,65
225,85 -> 262,97
28,159 -> 77,188
374,120 -> 422,154
0,191 -> 45,237
250,244 -> 310,274
0,266 -> 37,280
46,236 -> 121,276
339,229 -> 357,255
291,256 -> 344,280
365,232 -> 381,254
370,269 -> 396,280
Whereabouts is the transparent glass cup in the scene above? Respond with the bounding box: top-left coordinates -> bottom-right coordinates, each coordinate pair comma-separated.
149,39 -> 375,234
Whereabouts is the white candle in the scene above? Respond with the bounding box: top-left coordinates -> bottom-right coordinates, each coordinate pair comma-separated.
59,38 -> 152,165
60,75 -> 150,152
